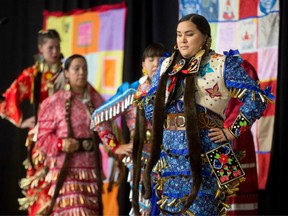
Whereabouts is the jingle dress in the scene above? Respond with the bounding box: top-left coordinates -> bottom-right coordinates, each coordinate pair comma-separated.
0,59 -> 63,215
35,84 -> 120,215
143,50 -> 273,215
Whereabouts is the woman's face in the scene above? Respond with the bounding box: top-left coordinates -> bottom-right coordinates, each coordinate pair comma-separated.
38,38 -> 61,65
65,57 -> 88,93
176,20 -> 207,59
142,56 -> 161,79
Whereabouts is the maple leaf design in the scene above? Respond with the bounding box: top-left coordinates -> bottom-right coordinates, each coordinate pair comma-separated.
205,83 -> 222,98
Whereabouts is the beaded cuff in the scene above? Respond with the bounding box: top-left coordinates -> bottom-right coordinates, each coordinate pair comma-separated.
228,112 -> 250,138
99,131 -> 119,152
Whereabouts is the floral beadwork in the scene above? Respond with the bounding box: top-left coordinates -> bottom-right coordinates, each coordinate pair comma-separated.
205,143 -> 245,185
228,112 -> 250,138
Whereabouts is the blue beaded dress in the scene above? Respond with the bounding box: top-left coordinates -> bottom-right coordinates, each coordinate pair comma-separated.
143,50 -> 272,215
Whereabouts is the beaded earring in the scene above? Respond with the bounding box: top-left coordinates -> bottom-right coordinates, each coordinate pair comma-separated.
64,79 -> 70,91
142,68 -> 147,76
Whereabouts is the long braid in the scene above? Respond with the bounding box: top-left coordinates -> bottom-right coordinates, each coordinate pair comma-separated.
46,95 -> 73,215
142,49 -> 179,199
142,71 -> 169,199
181,74 -> 202,213
87,97 -> 104,215
156,74 -> 203,215
91,131 -> 103,215
132,107 -> 146,214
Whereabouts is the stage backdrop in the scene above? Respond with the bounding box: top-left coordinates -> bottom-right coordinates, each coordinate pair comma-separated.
179,0 -> 279,190
43,2 -> 126,99
43,2 -> 127,215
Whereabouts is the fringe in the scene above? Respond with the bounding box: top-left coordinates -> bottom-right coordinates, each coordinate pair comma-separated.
45,167 -> 97,183
52,193 -> 98,210
46,153 -> 72,215
48,181 -> 98,196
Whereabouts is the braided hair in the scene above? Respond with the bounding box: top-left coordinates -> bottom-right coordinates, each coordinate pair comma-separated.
143,14 -> 211,214
132,43 -> 167,215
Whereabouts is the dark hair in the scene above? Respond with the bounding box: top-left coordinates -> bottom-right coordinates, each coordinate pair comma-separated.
178,14 -> 211,37
142,42 -> 167,61
64,54 -> 87,71
37,29 -> 61,45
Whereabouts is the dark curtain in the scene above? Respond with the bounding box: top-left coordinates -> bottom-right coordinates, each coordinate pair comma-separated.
0,0 -> 286,215
259,0 -> 288,215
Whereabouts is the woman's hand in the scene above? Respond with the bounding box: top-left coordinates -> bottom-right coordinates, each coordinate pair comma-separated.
20,116 -> 36,129
114,143 -> 133,156
208,128 -> 235,143
62,138 -> 79,152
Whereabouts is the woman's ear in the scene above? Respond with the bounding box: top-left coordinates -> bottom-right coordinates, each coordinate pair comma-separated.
142,61 -> 146,69
203,36 -> 208,46
64,70 -> 69,79
38,44 -> 43,53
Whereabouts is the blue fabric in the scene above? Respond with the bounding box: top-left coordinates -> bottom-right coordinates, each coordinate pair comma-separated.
223,49 -> 240,56
150,183 -> 160,216
224,52 -> 267,123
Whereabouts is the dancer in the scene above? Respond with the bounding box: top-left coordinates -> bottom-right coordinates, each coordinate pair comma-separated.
35,54 -> 132,215
0,29 -> 64,215
142,14 -> 274,215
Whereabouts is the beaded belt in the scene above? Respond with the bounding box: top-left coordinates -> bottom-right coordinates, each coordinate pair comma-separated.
164,110 -> 223,131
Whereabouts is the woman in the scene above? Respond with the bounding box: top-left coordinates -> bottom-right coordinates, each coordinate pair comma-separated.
142,14 -> 274,215
35,54 -> 132,215
0,29 -> 63,215
91,43 -> 168,215
124,43 -> 168,215
0,29 -> 62,128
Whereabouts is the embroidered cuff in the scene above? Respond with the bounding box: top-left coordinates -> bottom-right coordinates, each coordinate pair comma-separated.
228,112 -> 250,138
99,132 -> 119,152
